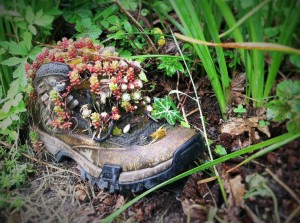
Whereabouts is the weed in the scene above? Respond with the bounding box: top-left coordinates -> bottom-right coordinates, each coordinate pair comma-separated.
233,104 -> 247,117
214,145 -> 227,156
151,96 -> 184,125
157,57 -> 184,77
258,120 -> 270,128
266,80 -> 300,133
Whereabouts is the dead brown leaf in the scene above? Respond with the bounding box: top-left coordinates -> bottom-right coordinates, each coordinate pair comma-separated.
231,73 -> 246,105
75,189 -> 87,201
229,175 -> 246,206
221,117 -> 270,146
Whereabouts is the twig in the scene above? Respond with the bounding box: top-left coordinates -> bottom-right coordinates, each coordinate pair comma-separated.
266,168 -> 300,204
186,108 -> 199,117
21,152 -> 81,176
284,205 -> 300,223
0,140 -> 11,148
176,71 -> 188,123
114,0 -> 158,54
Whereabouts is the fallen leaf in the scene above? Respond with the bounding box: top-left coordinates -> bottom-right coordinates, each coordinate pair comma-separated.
229,175 -> 246,206
75,189 -> 87,201
151,127 -> 167,140
221,117 -> 270,146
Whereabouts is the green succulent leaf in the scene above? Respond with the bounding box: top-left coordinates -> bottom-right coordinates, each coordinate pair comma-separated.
151,96 -> 183,125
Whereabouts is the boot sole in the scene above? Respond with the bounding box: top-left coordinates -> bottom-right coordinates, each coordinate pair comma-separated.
37,127 -> 205,193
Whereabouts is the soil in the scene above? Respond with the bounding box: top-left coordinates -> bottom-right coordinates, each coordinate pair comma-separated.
1,12 -> 300,223
1,74 -> 299,223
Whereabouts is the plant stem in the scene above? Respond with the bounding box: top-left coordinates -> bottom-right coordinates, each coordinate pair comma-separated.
113,0 -> 158,54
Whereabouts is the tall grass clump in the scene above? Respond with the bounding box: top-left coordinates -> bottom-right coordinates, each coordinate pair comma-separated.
169,0 -> 230,117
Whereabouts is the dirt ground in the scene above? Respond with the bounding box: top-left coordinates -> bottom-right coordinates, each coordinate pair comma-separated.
1,75 -> 300,223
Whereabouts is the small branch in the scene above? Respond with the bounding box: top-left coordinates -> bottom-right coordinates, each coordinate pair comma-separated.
266,168 -> 300,204
114,0 -> 158,54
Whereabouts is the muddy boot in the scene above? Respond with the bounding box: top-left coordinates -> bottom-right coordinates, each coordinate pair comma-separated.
29,40 -> 205,193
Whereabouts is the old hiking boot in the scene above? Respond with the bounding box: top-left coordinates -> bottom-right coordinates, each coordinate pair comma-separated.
28,37 -> 205,193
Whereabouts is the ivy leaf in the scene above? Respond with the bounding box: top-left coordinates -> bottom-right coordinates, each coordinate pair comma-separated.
151,96 -> 183,125
1,57 -> 23,66
157,57 -> 184,77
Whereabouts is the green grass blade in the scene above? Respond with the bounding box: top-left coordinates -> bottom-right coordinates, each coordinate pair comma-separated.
102,132 -> 300,222
246,2 -> 265,107
219,0 -> 271,39
214,0 -> 245,64
201,0 -> 230,106
263,0 -> 300,99
170,0 -> 226,116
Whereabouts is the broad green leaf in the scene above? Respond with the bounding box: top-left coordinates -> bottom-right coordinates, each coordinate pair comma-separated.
276,80 -> 300,99
0,41 -> 9,50
28,46 -> 43,60
157,57 -> 184,77
266,100 -> 290,122
138,70 -> 148,82
106,15 -> 120,25
75,18 -> 92,32
152,1 -> 172,13
289,54 -> 300,68
28,24 -> 37,35
76,25 -> 102,40
95,4 -> 118,19
120,0 -> 138,10
11,99 -> 26,114
13,62 -> 27,86
25,6 -> 34,24
100,20 -> 109,29
0,117 -> 13,132
1,57 -> 23,66
9,41 -> 28,56
123,20 -> 132,33
23,31 -> 32,50
34,14 -> 54,27
15,21 -> 27,30
6,81 -> 19,100
47,8 -> 62,16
